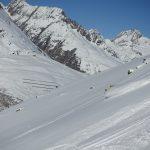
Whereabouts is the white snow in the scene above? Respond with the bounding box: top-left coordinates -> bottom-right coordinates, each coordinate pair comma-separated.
0,8 -> 40,55
1,55 -> 150,150
0,7 -> 83,101
0,2 -> 150,150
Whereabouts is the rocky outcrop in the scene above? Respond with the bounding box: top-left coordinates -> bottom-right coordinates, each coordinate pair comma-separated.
0,2 -> 5,9
0,89 -> 22,111
0,4 -> 3,9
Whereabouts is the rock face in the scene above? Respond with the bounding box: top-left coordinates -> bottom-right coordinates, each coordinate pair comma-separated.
0,90 -> 21,111
8,0 -> 150,74
0,4 -> 3,9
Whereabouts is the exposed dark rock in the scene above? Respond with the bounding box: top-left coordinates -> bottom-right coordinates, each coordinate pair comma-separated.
0,91 -> 22,111
0,4 -> 3,9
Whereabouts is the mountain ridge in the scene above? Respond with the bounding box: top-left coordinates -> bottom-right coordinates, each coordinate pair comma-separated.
7,0 -> 150,74
7,0 -> 119,74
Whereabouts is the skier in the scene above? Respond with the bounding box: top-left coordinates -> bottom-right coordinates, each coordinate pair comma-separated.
16,108 -> 23,112
89,87 -> 93,89
104,84 -> 113,93
143,58 -> 146,63
128,69 -> 134,75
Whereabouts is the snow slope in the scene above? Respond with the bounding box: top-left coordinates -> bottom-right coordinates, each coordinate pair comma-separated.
0,6 -> 40,55
0,6 -> 84,108
1,1 -> 150,150
1,55 -> 150,150
0,55 -> 84,100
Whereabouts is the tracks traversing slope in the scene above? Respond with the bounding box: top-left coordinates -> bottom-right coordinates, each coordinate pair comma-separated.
23,79 -> 59,91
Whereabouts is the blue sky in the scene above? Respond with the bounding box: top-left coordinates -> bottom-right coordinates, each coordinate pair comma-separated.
2,0 -> 150,38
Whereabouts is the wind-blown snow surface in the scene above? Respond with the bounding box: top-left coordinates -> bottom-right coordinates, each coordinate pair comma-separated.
1,56 -> 150,150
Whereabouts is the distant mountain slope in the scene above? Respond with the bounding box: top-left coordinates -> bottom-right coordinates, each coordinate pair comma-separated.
110,29 -> 150,61
8,0 -> 150,74
8,0 -> 119,74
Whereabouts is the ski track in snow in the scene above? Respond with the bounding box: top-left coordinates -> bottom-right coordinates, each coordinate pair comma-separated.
82,115 -> 150,149
11,92 -> 105,141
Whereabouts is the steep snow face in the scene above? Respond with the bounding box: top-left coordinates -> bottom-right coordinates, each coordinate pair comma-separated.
106,29 -> 150,62
0,6 -> 41,55
8,0 -> 119,74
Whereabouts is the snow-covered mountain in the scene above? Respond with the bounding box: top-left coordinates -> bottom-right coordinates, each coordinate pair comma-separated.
0,5 -> 84,110
7,0 -> 150,74
1,1 -> 150,150
7,0 -> 120,74
109,29 -> 150,61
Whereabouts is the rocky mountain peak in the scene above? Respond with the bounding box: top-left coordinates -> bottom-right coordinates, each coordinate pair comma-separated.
88,29 -> 104,45
9,0 -> 26,4
119,29 -> 142,37
9,0 -> 27,7
113,29 -> 142,44
8,0 -> 65,19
